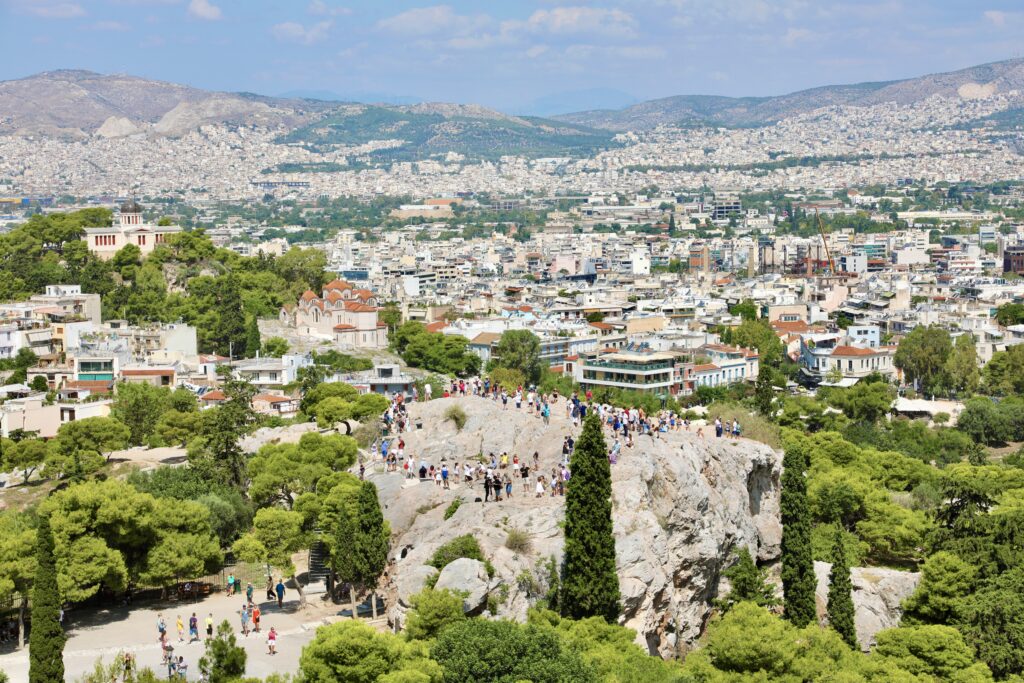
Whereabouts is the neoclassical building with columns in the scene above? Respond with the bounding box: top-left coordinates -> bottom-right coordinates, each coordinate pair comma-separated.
83,199 -> 182,260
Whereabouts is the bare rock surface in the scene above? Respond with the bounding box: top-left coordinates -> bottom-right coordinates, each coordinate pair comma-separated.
814,560 -> 921,651
378,396 -> 783,655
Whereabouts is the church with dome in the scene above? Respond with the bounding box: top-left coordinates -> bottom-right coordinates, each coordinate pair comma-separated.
280,279 -> 388,350
83,199 -> 183,260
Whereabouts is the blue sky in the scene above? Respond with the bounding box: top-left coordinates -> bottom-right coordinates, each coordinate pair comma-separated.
3,0 -> 1024,113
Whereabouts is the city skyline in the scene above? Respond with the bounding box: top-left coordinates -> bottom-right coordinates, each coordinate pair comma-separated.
3,0 -> 1024,113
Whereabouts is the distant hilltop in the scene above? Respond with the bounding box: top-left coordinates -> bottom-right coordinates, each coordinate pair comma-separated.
2,57 -> 1023,146
554,57 -> 1024,130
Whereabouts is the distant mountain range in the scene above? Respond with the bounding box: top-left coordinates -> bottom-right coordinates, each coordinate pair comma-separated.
554,58 -> 1024,129
2,58 -> 1023,158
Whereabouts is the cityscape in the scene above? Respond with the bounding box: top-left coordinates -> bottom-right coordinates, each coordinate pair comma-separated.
2,1 -> 1024,682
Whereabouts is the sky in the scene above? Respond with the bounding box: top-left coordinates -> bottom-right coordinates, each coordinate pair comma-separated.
2,0 -> 1024,113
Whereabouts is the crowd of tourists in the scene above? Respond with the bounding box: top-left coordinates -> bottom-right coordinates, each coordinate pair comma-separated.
366,378 -> 743,504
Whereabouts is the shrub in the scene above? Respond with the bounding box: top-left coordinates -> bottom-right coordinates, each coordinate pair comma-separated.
428,534 -> 485,569
443,499 -> 462,520
504,528 -> 532,554
444,405 -> 467,432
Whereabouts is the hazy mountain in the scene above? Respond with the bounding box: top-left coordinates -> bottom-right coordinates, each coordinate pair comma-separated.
556,58 -> 1024,129
277,89 -> 420,106
519,88 -> 639,117
0,69 -> 330,138
0,70 -> 614,159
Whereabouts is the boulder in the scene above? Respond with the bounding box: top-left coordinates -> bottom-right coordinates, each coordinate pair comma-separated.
434,558 -> 490,614
814,560 -> 921,650
396,565 -> 438,608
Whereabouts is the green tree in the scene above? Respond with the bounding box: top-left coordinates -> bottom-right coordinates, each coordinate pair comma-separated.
47,416 -> 130,478
28,516 -> 64,683
874,625 -> 991,681
244,316 -> 261,358
729,298 -> 758,321
561,413 -> 619,622
714,547 -> 777,613
404,588 -> 466,641
957,397 -> 1011,446
247,432 -> 358,509
155,409 -> 201,447
233,508 -> 306,600
352,481 -> 389,619
754,365 -> 775,417
0,512 -> 37,648
894,325 -> 953,396
492,330 -> 543,385
300,620 -> 437,683
432,619 -> 591,683
781,442 -> 816,627
946,333 -> 980,396
263,336 -> 289,357
961,564 -> 1024,679
731,319 -> 784,367
995,302 -> 1024,327
198,620 -> 247,683
214,273 -> 247,358
111,382 -> 170,446
3,438 -> 48,484
823,381 -> 894,424
902,551 -> 974,625
826,527 -> 857,648
190,370 -> 257,488
331,503 -> 359,619
985,344 -> 1024,396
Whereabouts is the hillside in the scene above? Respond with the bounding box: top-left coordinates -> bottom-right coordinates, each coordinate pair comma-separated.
557,57 -> 1024,129
0,70 -> 617,159
277,103 -> 617,160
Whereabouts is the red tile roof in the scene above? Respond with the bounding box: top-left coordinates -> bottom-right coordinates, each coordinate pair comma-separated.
333,324 -> 355,330
201,390 -> 226,401
692,363 -> 720,372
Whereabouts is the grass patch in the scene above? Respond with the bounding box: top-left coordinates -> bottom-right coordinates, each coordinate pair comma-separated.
444,404 -> 467,431
504,528 -> 532,554
444,498 -> 462,520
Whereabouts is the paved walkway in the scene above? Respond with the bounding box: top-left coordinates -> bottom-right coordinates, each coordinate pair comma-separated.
0,590 -> 350,682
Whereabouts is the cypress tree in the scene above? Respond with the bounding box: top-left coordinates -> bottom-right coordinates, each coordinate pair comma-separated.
827,528 -> 857,648
244,316 -> 261,358
561,412 -> 620,622
215,274 -> 246,359
781,443 -> 816,627
754,365 -> 775,417
29,516 -> 64,683
332,508 -> 359,618
352,481 -> 388,618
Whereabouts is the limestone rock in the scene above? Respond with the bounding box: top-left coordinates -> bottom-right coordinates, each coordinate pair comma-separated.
434,558 -> 490,614
814,560 -> 920,650
396,565 -> 438,608
383,397 -> 783,656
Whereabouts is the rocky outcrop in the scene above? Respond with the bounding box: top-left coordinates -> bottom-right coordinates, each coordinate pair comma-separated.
377,397 -> 782,656
814,561 -> 921,651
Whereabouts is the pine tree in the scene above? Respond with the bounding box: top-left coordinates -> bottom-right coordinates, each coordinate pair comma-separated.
244,316 -> 261,358
29,516 -> 64,683
352,481 -> 388,618
781,443 -> 816,627
754,365 -> 774,417
715,547 -> 778,614
827,528 -> 857,648
561,412 -> 620,622
199,620 -> 247,683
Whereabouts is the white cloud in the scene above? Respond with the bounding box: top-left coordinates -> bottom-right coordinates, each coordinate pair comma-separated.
782,27 -> 812,45
377,5 -> 490,37
525,44 -> 548,58
272,20 -> 333,45
187,0 -> 221,21
524,7 -> 637,37
565,43 -> 665,60
983,10 -> 1007,26
308,0 -> 351,17
90,20 -> 130,31
18,1 -> 86,18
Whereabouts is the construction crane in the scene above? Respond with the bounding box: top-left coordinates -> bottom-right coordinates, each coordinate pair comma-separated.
816,210 -> 836,275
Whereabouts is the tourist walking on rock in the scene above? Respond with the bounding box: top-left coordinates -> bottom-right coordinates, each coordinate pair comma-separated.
188,612 -> 199,643
276,579 -> 286,608
267,626 -> 278,655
